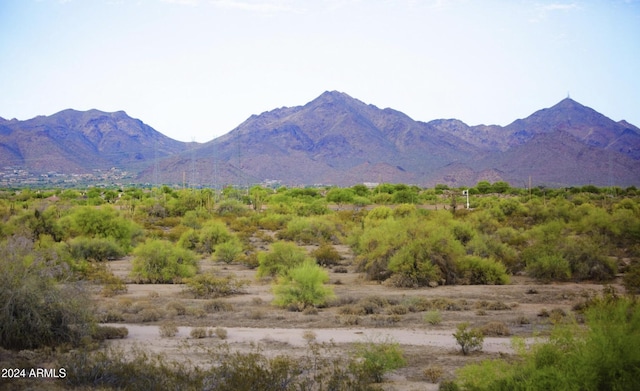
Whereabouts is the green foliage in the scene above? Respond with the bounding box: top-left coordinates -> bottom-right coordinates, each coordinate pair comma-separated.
131,239 -> 198,283
453,322 -> 484,355
277,216 -> 338,244
311,242 -> 342,266
424,310 -> 442,325
60,205 -> 141,251
526,254 -> 571,282
256,241 -> 311,278
178,220 -> 233,254
457,255 -> 510,285
272,259 -> 335,309
387,239 -> 443,287
184,273 -> 248,298
352,338 -> 406,383
624,261 -> 640,294
0,236 -> 94,350
214,238 -> 243,263
69,236 -> 125,261
454,293 -> 640,391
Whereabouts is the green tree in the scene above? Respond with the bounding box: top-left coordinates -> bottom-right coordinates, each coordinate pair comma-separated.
272,259 -> 335,309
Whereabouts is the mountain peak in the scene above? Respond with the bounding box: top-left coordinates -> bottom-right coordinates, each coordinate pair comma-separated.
551,97 -> 586,110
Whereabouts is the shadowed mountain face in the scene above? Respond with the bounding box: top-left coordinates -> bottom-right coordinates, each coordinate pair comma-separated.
3,92 -> 640,187
146,91 -> 639,187
0,109 -> 188,174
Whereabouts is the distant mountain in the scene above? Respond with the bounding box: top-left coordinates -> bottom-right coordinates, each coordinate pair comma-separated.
142,92 -> 640,187
0,109 -> 188,174
3,92 -> 639,187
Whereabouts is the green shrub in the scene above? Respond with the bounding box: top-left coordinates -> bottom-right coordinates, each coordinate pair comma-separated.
256,241 -> 311,277
92,325 -> 128,341
311,243 -> 342,266
184,273 -> 248,298
60,205 -> 141,251
526,254 -> 571,282
454,293 -> 640,391
131,239 -> 198,283
214,239 -> 243,263
352,338 -> 406,383
69,236 -> 125,261
457,255 -> 510,285
272,260 -> 335,309
424,310 -> 443,325
453,322 -> 484,355
0,236 -> 94,350
624,262 -> 640,294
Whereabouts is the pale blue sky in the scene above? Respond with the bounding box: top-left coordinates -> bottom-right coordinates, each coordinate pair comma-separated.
1,0 -> 639,142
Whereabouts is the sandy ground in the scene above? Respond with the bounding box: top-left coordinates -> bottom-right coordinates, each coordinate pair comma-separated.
105,323 -> 518,352
97,251 -> 613,390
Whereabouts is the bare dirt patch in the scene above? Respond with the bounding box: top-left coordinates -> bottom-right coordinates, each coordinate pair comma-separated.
99,257 -> 611,389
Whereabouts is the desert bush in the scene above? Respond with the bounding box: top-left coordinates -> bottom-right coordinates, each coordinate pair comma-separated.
0,236 -> 94,350
424,310 -> 443,325
214,327 -> 228,339
69,236 -> 125,261
453,322 -> 484,355
140,308 -> 162,322
352,337 -> 406,383
526,254 -> 571,282
63,346 -> 199,390
178,221 -> 234,254
454,293 -> 640,390
203,299 -> 234,313
159,322 -> 179,338
131,239 -> 198,283
166,301 -> 187,316
278,216 -> 338,244
457,255 -> 510,285
59,205 -> 141,251
423,365 -> 444,383
190,327 -> 208,339
256,241 -> 311,277
92,325 -> 128,341
273,260 -> 335,310
311,242 -> 342,266
185,273 -> 248,298
479,321 -> 511,336
623,261 -> 640,294
214,239 -> 243,263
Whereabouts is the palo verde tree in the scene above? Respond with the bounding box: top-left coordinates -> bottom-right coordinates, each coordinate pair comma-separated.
272,259 -> 335,310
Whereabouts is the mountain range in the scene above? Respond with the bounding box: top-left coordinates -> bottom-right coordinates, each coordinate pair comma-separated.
2,91 -> 639,187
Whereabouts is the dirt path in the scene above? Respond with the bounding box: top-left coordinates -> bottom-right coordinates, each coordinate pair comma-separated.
106,323 -> 518,353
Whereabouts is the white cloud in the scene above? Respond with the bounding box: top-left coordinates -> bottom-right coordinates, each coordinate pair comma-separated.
160,0 -> 200,5
541,3 -> 578,11
210,0 -> 299,13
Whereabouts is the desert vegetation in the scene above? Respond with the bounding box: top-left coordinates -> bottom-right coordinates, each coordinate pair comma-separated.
0,182 -> 638,390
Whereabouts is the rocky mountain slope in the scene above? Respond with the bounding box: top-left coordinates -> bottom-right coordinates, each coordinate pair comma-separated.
144,91 -> 640,187
3,92 -> 639,187
0,109 -> 188,174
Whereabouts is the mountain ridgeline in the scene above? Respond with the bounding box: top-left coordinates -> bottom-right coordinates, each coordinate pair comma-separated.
2,91 -> 639,187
